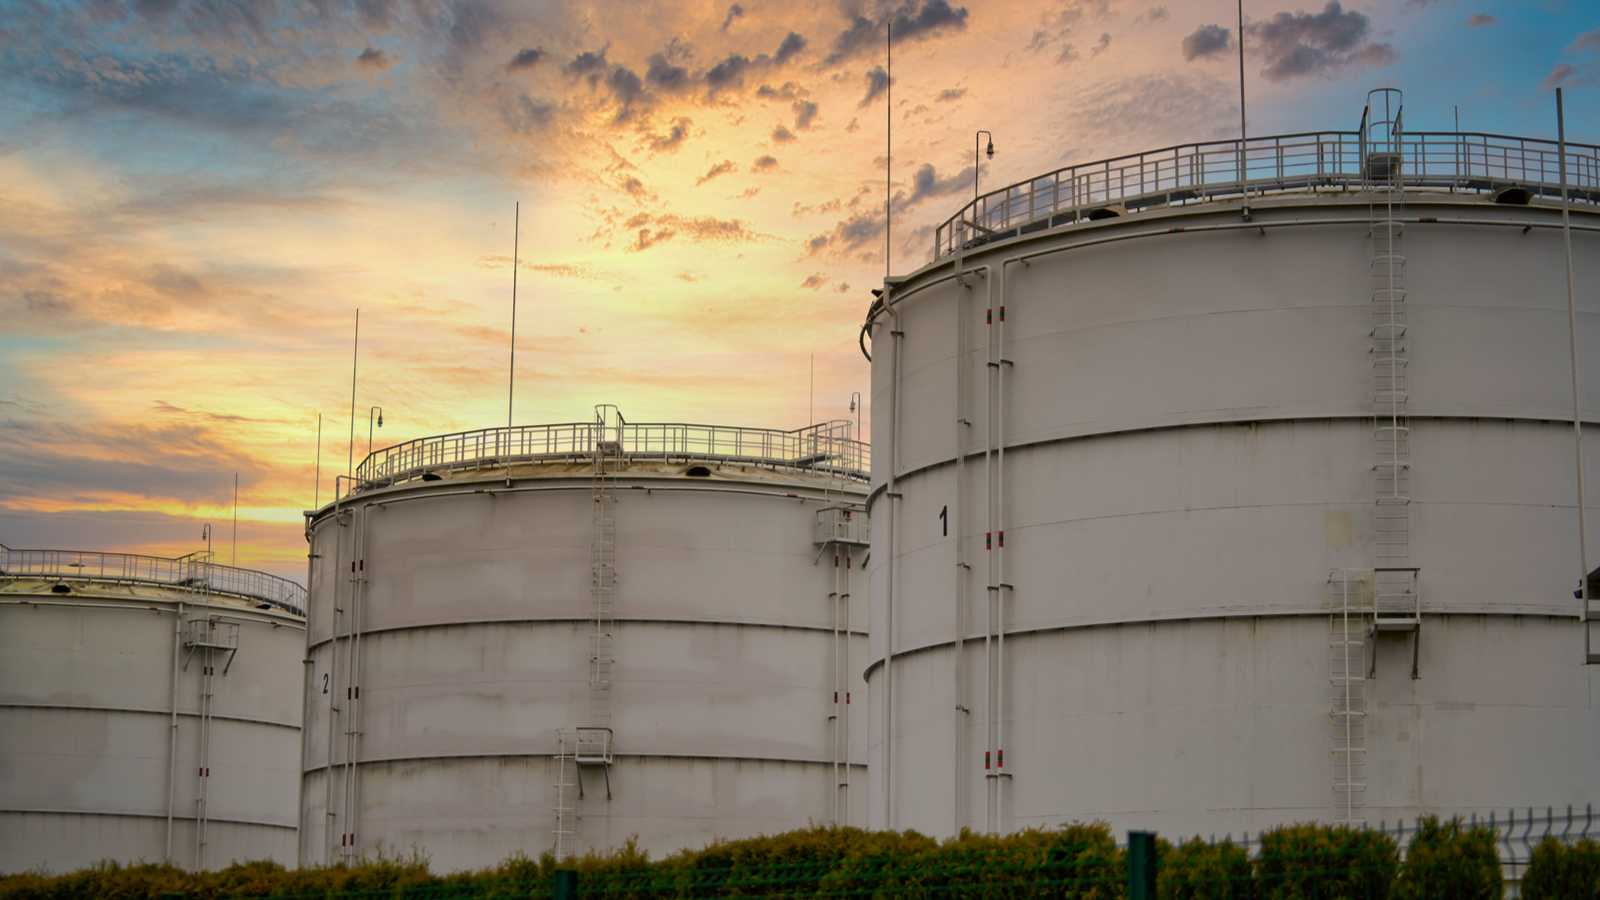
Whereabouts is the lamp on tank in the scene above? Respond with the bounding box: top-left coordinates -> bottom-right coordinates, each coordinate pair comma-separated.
970,131 -> 995,246
849,391 -> 862,443
367,406 -> 384,465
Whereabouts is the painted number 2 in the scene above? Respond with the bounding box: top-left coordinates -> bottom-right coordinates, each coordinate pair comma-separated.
323,673 -> 329,694
939,505 -> 948,537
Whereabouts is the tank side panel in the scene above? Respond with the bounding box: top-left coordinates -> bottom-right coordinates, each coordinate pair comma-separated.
0,812 -> 293,875
350,756 -> 845,872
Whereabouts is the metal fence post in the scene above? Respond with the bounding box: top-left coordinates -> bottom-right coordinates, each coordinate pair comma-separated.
1129,831 -> 1157,900
553,868 -> 578,900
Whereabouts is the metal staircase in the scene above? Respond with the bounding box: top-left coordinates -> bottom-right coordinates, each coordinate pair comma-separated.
1328,569 -> 1369,825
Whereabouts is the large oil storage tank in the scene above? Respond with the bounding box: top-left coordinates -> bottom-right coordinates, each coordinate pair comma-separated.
863,91 -> 1600,840
300,408 -> 868,871
0,545 -> 307,874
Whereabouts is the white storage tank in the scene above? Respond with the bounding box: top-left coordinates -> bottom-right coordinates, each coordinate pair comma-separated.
0,546 -> 307,874
863,93 -> 1600,840
300,408 -> 869,871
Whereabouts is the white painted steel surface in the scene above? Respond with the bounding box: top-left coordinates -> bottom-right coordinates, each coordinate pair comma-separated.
302,423 -> 868,872
865,185 -> 1600,841
0,554 -> 305,874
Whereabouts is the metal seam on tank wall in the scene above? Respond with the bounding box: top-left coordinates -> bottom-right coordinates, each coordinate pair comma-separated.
303,752 -> 867,771
866,412 -> 1600,507
308,482 -> 858,523
1,809 -> 298,829
860,609 -> 1585,678
304,619 -> 869,647
0,703 -> 303,729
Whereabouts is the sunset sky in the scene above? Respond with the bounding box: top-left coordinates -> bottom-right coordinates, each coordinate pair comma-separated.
1,0 -> 1595,581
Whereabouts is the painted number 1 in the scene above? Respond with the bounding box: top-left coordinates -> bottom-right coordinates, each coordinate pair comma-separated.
939,505 -> 948,537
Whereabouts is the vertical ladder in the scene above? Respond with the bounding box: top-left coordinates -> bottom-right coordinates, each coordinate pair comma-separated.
1365,88 -> 1412,565
551,732 -> 578,860
590,406 -> 618,729
554,405 -> 621,859
1328,569 -> 1368,824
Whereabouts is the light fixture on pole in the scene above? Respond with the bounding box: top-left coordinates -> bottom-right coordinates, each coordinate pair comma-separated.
849,392 -> 862,442
975,131 -> 995,200
367,406 -> 384,462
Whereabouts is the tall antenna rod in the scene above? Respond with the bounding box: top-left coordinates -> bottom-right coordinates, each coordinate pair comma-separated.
886,20 -> 892,278
509,201 -> 520,432
1557,87 -> 1592,663
232,472 -> 238,566
347,309 -> 359,497
314,414 -> 322,510
1237,0 -> 1249,219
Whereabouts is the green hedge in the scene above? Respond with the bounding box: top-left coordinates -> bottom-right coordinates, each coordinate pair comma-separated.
1394,816 -> 1502,900
0,818 -> 1535,900
1519,837 -> 1600,900
1157,837 -> 1250,900
1255,823 -> 1399,900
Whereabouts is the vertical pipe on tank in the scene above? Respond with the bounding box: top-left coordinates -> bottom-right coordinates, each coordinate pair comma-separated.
995,261 -> 1009,832
983,263 -> 997,833
299,513 -> 315,867
830,542 -> 840,824
342,502 -> 369,858
165,599 -> 183,863
843,546 -> 851,826
1557,88 -> 1592,662
952,246 -> 967,834
324,483 -> 345,864
884,284 -> 903,830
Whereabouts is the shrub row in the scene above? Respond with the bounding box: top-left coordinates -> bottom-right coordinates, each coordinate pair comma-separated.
4,817 -> 1592,900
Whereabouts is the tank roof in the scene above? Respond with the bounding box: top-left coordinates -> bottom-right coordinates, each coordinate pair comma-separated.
933,129 -> 1600,263
343,414 -> 868,501
0,545 -> 306,616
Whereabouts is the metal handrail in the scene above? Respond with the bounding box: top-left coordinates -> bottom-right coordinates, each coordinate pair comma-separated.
351,420 -> 870,494
0,544 -> 307,616
934,130 -> 1600,260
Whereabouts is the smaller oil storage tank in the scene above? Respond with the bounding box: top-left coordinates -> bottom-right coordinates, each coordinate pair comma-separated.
301,408 -> 869,871
0,546 -> 307,874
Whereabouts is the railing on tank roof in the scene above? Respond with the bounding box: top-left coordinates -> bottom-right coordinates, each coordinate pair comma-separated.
0,544 -> 306,616
351,419 -> 870,493
934,130 -> 1600,261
